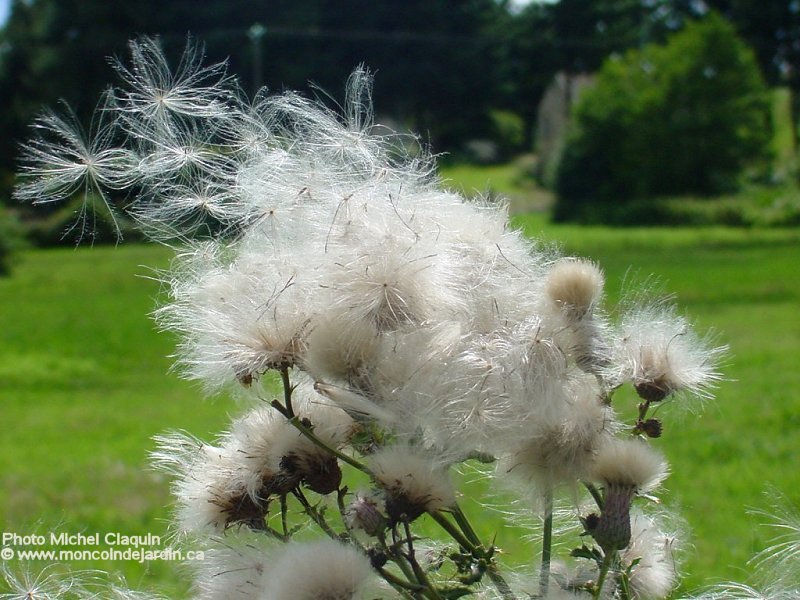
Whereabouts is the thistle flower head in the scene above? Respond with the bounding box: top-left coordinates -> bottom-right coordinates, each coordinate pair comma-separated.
586,439 -> 669,552
151,432 -> 267,533
613,303 -> 725,403
590,439 -> 668,494
369,445 -> 456,523
502,379 -> 617,492
156,248 -> 316,391
265,403 -> 351,497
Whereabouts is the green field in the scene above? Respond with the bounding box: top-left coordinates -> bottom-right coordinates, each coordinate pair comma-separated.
1,220 -> 799,596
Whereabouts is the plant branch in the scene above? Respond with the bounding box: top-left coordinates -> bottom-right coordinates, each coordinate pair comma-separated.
593,549 -> 616,600
291,488 -> 339,540
280,493 -> 289,539
583,481 -> 604,510
402,519 -> 444,600
430,510 -> 477,553
539,487 -> 554,598
378,530 -> 424,594
451,503 -> 482,546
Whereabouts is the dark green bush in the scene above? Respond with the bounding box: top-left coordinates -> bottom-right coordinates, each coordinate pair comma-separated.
23,196 -> 143,247
0,205 -> 25,275
554,13 -> 772,223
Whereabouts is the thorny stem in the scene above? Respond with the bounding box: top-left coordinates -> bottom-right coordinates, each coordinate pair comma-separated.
271,399 -> 376,477
431,511 -> 516,600
280,494 -> 289,539
279,365 -> 294,417
430,511 -> 476,553
451,503 -> 481,546
593,550 -> 617,600
291,488 -> 340,541
453,505 -> 517,600
402,520 -> 444,600
539,487 -> 554,599
379,530 -> 424,595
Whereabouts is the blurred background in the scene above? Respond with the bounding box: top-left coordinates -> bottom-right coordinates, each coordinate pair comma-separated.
1,0 -> 799,246
0,1 -> 799,597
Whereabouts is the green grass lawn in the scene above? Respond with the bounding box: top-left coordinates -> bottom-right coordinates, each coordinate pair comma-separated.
1,221 -> 799,596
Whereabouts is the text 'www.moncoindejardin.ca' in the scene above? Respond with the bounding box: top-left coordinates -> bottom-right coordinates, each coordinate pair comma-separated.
1,533 -> 205,563
5,547 -> 204,563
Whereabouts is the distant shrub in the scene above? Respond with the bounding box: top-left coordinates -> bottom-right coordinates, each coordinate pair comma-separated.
570,185 -> 800,227
554,13 -> 772,223
0,205 -> 24,275
24,196 -> 143,247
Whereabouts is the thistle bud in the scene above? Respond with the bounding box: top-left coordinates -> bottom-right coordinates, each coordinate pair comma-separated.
638,418 -> 663,438
345,492 -> 386,536
635,379 -> 670,403
592,484 -> 635,552
545,258 -> 605,321
367,547 -> 388,569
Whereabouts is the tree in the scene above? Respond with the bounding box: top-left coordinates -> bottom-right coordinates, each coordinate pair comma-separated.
554,12 -> 771,222
0,0 -> 508,212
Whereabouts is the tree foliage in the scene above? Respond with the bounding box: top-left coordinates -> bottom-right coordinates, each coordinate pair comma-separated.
554,13 -> 771,223
0,0 -> 505,205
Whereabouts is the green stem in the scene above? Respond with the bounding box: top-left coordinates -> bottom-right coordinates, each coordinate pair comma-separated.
430,511 -> 477,552
583,480 -> 605,510
292,488 -> 339,540
378,530 -> 423,594
280,365 -> 294,417
431,511 -> 516,600
377,566 -> 424,596
280,494 -> 289,539
451,503 -> 481,545
272,399 -> 376,478
539,487 -> 554,599
402,520 -> 444,600
593,550 -> 616,600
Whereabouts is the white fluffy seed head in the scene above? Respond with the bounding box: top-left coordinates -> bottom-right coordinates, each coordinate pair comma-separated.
502,380 -> 617,491
369,445 -> 456,522
590,439 -> 669,493
226,405 -> 284,500
621,511 -> 682,600
545,259 -> 605,321
265,539 -> 373,600
152,432 -> 264,533
611,303 -> 725,402
192,534 -> 274,599
303,313 -> 380,381
156,250 -> 316,392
